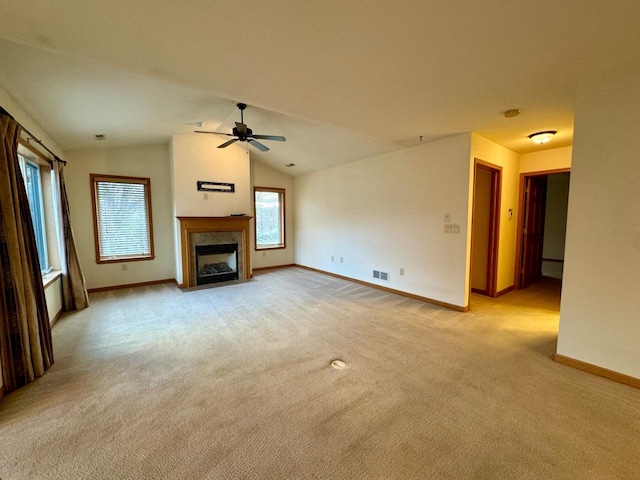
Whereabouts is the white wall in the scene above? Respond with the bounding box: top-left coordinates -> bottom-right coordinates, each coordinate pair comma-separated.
170,135 -> 250,283
250,159 -> 295,269
558,63 -> 640,378
64,144 -> 175,289
295,133 -> 472,308
469,134 -> 520,294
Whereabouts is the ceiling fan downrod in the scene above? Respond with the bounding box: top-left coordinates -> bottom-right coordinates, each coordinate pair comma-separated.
237,103 -> 246,124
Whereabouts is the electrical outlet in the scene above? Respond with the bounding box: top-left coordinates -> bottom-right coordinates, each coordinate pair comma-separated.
444,213 -> 451,224
400,267 -> 405,276
340,257 -> 343,263
121,264 -> 128,271
203,193 -> 208,200
444,224 -> 461,234
262,251 -> 266,257
331,255 -> 334,261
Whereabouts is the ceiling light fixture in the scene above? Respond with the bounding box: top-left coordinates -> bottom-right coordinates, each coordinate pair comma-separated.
528,130 -> 557,144
503,108 -> 521,118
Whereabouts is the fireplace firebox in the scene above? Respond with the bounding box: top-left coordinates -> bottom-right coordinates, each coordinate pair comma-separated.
195,243 -> 239,285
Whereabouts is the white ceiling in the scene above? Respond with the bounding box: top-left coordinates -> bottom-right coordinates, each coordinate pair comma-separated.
0,1 -> 639,175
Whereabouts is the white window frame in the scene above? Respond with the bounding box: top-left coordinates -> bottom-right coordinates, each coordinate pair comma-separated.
18,153 -> 50,274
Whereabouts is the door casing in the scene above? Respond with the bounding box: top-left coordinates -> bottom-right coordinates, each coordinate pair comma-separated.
470,159 -> 502,297
514,168 -> 570,289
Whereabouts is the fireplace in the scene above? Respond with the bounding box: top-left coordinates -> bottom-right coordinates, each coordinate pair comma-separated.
196,243 -> 239,285
177,216 -> 252,288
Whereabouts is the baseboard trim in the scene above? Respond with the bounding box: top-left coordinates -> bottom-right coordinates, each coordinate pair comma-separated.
496,285 -> 514,297
50,309 -> 64,328
471,288 -> 488,295
542,258 -> 564,263
252,264 -> 296,272
295,265 -> 468,312
554,354 -> 640,389
88,278 -> 177,293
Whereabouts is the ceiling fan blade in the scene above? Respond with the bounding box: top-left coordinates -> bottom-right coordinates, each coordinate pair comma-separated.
194,130 -> 234,137
251,134 -> 286,142
218,138 -> 239,149
235,122 -> 248,136
248,139 -> 269,152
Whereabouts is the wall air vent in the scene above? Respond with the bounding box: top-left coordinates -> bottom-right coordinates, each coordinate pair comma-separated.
95,134 -> 106,141
373,270 -> 389,281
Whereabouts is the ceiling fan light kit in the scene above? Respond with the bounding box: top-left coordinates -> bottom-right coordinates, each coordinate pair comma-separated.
194,103 -> 286,152
528,130 -> 557,144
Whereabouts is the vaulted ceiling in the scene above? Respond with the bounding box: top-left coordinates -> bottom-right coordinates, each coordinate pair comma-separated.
1,1 -> 639,175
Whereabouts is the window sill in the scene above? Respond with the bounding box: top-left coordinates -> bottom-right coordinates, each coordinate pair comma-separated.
255,245 -> 286,251
42,270 -> 62,288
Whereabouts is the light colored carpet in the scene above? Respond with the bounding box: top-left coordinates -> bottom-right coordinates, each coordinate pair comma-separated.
1,268 -> 638,479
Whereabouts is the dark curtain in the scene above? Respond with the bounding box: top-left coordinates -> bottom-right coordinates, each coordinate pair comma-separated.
0,111 -> 54,393
53,162 -> 89,311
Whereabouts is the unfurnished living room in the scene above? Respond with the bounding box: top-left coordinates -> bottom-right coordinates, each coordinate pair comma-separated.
1,2 -> 639,479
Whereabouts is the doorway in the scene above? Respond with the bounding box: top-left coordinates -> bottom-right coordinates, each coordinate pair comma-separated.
515,169 -> 570,289
470,159 -> 501,297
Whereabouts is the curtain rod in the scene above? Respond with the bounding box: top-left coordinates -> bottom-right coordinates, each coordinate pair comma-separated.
1,106 -> 67,166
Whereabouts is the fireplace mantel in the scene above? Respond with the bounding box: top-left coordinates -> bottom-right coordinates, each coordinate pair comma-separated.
177,216 -> 252,288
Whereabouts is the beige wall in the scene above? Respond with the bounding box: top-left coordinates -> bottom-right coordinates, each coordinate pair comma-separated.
170,135 -> 250,284
520,146 -> 572,174
64,144 -> 175,289
558,63 -> 640,378
0,85 -> 63,158
44,276 -> 63,321
471,166 -> 492,291
295,133 -> 472,308
469,134 -> 520,294
250,159 -> 295,269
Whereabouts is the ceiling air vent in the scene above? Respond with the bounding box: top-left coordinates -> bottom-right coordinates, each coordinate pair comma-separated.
95,134 -> 106,141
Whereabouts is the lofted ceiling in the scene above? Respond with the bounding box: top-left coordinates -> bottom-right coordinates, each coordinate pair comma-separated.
0,1 -> 639,175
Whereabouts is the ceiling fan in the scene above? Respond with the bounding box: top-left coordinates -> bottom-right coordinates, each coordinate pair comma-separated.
194,103 -> 286,152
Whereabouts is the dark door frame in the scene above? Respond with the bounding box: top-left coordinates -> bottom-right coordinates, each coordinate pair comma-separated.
470,158 -> 502,297
514,168 -> 571,289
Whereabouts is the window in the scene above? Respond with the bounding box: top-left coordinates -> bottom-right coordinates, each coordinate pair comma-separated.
18,154 -> 50,273
91,174 -> 154,263
254,187 -> 285,250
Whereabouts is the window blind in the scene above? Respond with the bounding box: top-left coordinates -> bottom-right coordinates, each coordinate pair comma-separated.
94,178 -> 152,261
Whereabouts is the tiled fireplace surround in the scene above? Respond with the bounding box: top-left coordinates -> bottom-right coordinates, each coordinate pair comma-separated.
177,216 -> 252,288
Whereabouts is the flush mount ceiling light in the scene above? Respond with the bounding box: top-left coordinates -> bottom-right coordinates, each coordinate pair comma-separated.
528,130 -> 557,144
